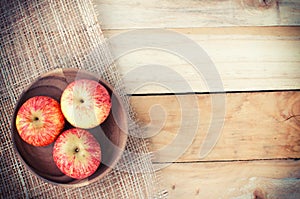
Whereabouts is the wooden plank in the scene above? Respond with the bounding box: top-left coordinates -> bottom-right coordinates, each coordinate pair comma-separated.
280,0 -> 300,25
104,27 -> 300,94
130,91 -> 300,162
94,0 -> 300,29
158,160 -> 300,198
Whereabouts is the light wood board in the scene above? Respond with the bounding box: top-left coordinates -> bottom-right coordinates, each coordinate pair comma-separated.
157,160 -> 300,198
104,27 -> 300,94
130,91 -> 300,162
95,0 -> 300,29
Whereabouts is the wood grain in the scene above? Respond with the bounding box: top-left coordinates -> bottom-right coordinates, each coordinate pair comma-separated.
130,91 -> 300,162
93,1 -> 300,197
157,160 -> 300,198
104,27 -> 300,94
94,0 -> 300,29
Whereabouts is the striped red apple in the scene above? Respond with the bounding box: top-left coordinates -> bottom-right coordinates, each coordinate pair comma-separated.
60,79 -> 112,129
15,96 -> 65,146
53,128 -> 101,179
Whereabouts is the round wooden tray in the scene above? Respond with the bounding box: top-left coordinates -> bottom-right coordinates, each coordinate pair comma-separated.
11,68 -> 128,187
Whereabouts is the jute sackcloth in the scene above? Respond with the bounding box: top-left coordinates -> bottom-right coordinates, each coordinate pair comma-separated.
0,0 -> 165,198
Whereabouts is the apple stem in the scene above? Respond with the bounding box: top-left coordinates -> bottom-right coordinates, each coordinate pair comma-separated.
80,99 -> 84,103
34,117 -> 39,121
75,147 -> 80,153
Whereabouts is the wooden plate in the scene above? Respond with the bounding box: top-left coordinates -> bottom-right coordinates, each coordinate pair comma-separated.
11,68 -> 128,187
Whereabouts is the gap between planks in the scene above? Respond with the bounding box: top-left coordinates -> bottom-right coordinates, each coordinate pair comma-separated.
153,157 -> 300,164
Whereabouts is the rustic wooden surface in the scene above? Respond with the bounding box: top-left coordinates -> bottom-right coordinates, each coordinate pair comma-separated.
94,0 -> 300,198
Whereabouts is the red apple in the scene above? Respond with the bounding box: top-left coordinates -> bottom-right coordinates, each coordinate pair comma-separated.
53,128 -> 101,179
60,79 -> 111,129
15,96 -> 65,146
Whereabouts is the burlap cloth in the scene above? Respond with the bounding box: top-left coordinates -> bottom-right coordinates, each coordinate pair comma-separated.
0,0 -> 165,198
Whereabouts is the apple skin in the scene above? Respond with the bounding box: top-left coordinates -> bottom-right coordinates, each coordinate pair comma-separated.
53,128 -> 101,179
15,96 -> 65,147
60,79 -> 111,129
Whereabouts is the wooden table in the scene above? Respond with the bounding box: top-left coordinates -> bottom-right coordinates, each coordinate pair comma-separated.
94,0 -> 300,198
